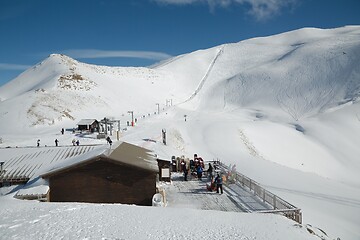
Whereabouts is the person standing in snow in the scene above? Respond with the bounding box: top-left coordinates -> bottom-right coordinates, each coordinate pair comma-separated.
37,139 -> 40,147
106,136 -> 112,146
207,163 -> 213,179
215,173 -> 223,194
182,161 -> 188,181
76,140 -> 80,146
197,164 -> 203,180
61,128 -> 64,135
55,139 -> 59,147
72,139 -> 76,146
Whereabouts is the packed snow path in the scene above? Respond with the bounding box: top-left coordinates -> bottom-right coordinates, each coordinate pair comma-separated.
163,173 -> 272,212
182,46 -> 224,103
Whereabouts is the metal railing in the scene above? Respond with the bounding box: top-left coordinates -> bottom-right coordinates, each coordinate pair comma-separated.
218,161 -> 302,224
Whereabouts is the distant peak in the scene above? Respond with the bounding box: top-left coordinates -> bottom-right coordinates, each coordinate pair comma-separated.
45,54 -> 79,69
49,53 -> 64,57
48,53 -> 75,61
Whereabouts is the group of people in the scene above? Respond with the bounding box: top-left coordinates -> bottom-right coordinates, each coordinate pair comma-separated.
191,155 -> 205,170
179,158 -> 223,194
36,128 -> 114,148
37,138 -> 79,147
180,156 -> 206,181
203,162 -> 223,194
71,139 -> 80,146
180,158 -> 203,181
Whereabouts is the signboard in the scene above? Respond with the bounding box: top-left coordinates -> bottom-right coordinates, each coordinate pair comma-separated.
161,168 -> 170,178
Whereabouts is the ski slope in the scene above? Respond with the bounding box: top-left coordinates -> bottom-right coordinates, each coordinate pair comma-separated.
1,26 -> 360,239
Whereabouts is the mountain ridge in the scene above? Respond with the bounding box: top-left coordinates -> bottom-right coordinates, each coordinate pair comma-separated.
0,26 -> 359,128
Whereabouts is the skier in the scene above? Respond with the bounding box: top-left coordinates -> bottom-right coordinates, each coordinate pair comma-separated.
76,140 -> 80,146
55,139 -> 59,147
37,139 -> 40,147
215,173 -> 223,194
61,128 -> 64,135
72,139 -> 76,146
106,136 -> 112,146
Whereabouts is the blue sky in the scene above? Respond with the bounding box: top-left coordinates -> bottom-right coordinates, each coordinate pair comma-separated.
0,0 -> 359,86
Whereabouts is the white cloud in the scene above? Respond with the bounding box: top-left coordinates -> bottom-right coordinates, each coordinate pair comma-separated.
61,49 -> 172,61
237,0 -> 298,21
153,0 -> 298,21
0,63 -> 31,70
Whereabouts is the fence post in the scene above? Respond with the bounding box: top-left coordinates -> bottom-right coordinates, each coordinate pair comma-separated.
296,210 -> 302,224
263,189 -> 266,203
273,195 -> 277,209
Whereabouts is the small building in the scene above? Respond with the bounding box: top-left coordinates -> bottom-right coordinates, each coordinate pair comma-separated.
77,119 -> 99,132
41,142 -> 158,205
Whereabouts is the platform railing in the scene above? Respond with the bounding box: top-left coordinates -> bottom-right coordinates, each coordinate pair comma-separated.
218,161 -> 302,224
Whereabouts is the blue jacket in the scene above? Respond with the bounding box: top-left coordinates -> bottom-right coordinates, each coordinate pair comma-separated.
215,175 -> 223,184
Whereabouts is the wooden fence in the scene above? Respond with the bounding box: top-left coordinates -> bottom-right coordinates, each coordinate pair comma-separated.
218,161 -> 302,224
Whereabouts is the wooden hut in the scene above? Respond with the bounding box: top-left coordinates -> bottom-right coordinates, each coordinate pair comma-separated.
77,119 -> 99,132
41,142 -> 158,205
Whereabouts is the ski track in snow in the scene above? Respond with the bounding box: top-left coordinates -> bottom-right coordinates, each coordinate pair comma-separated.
182,46 -> 224,103
238,129 -> 265,159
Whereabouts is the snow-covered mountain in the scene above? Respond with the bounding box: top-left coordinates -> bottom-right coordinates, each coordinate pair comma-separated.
1,26 -> 360,239
0,53 -> 184,130
1,26 -> 359,128
156,26 -> 360,118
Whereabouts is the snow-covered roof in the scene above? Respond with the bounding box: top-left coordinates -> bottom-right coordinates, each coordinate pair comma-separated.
16,178 -> 49,197
77,119 -> 98,125
41,141 -> 158,178
0,145 -> 103,181
108,142 -> 158,172
0,142 -> 156,197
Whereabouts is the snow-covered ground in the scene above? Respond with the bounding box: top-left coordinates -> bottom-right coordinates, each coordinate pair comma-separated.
0,191 -> 321,240
1,26 -> 360,239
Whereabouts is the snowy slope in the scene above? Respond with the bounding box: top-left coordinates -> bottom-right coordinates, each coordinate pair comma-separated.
1,26 -> 360,239
150,25 -> 360,184
0,195 -> 321,240
0,54 -> 186,133
1,26 -> 359,130
156,26 -> 360,119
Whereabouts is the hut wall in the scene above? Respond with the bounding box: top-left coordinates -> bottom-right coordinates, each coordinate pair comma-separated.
48,160 -> 156,205
90,121 -> 99,132
78,125 -> 89,131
